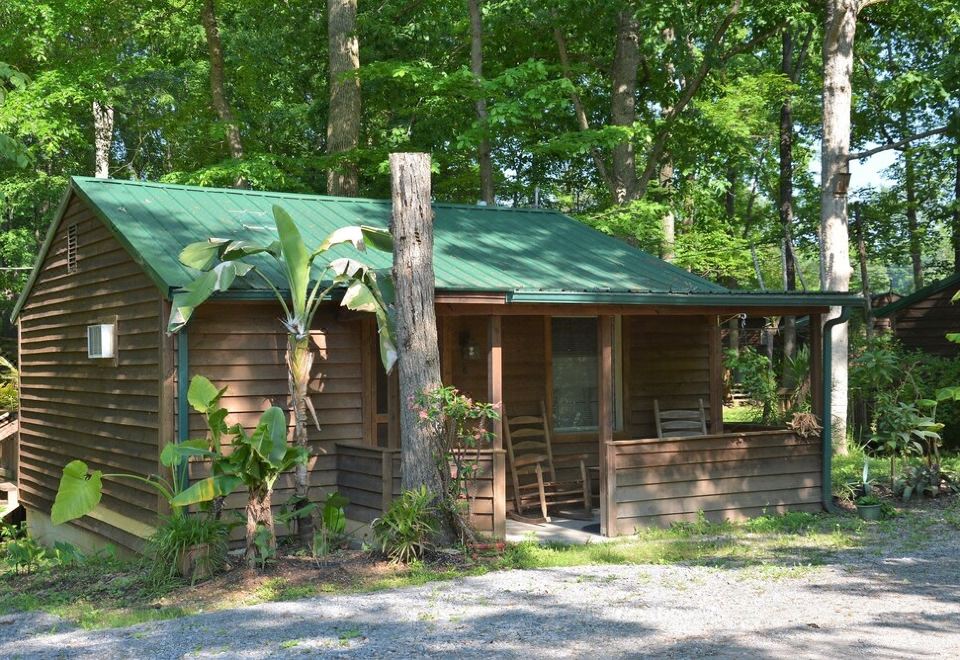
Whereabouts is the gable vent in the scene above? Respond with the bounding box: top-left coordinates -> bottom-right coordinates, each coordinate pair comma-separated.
67,223 -> 79,273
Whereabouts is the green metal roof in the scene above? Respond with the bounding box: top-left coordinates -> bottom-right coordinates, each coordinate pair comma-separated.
12,177 -> 862,320
872,273 -> 960,317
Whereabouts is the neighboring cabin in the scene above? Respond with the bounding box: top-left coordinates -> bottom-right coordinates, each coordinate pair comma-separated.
873,275 -> 960,356
13,177 -> 861,553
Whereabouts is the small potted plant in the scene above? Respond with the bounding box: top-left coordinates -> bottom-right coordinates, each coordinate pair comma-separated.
855,494 -> 883,521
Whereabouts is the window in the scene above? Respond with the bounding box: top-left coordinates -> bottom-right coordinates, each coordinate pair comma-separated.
551,317 -> 599,430
87,323 -> 115,359
67,223 -> 79,273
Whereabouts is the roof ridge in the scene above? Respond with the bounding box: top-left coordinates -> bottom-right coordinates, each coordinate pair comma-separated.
69,176 -> 562,214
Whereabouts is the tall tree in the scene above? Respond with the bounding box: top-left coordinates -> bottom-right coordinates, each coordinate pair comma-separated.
200,0 -> 246,187
92,101 -> 113,178
468,0 -> 495,204
390,152 -> 445,509
610,9 -> 639,204
327,0 -> 360,196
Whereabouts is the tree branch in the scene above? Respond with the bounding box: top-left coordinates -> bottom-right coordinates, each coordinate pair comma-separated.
848,126 -> 949,160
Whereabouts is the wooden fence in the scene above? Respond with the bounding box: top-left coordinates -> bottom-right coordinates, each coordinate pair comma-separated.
335,442 -> 504,536
604,429 -> 822,535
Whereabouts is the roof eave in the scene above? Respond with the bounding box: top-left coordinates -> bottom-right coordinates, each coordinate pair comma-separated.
506,290 -> 864,308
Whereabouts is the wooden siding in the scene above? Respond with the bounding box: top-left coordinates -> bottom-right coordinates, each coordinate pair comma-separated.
184,302 -> 365,535
335,442 -> 501,536
18,195 -> 163,551
891,285 -> 960,356
608,430 -> 822,533
624,316 -> 715,438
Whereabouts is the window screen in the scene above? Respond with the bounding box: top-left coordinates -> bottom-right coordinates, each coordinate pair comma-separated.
551,317 -> 599,430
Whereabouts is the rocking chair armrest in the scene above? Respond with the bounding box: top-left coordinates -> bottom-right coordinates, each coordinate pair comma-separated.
552,454 -> 592,468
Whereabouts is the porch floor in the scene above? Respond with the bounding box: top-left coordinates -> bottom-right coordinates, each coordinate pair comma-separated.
505,510 -> 614,545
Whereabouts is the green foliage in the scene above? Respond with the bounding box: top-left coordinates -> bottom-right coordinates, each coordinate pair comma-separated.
724,347 -> 779,424
144,514 -> 229,588
893,464 -> 959,501
312,492 -> 348,557
855,494 -> 882,506
372,486 -> 438,564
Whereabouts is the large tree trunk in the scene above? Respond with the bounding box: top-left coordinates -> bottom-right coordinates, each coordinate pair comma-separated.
327,0 -> 360,196
390,153 -> 447,523
779,30 -> 798,389
855,205 -> 874,340
954,145 -> 960,271
610,9 -> 640,204
201,0 -> 245,188
92,101 -> 113,179
287,334 -> 314,547
904,149 -> 923,289
469,0 -> 495,204
245,485 -> 274,567
820,0 -> 858,454
659,159 -> 676,261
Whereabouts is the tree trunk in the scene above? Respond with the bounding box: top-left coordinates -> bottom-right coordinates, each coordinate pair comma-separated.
904,149 -> 923,289
659,159 -> 675,261
245,485 -> 274,567
610,9 -> 640,204
287,334 -> 314,547
820,0 -> 858,454
327,0 -> 360,196
779,30 -> 797,388
200,0 -> 245,188
855,205 -> 874,341
390,153 -> 447,527
92,101 -> 113,179
469,0 -> 495,205
954,145 -> 960,271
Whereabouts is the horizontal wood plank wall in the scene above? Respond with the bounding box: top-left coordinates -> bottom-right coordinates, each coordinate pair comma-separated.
18,195 -> 162,551
892,286 -> 960,356
624,316 -> 712,439
610,430 -> 821,532
335,442 -> 499,536
185,302 -> 364,539
445,315 -> 488,401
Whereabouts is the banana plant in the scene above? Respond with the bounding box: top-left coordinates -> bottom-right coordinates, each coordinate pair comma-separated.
167,204 -> 396,546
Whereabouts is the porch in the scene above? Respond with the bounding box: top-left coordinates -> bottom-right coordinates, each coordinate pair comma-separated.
338,307 -> 832,539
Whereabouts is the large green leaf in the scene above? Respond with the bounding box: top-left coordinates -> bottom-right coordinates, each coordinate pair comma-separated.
51,460 -> 103,525
249,406 -> 289,467
170,475 -> 242,507
179,239 -> 231,270
168,262 -> 253,332
273,205 -> 311,319
316,225 -> 393,254
160,440 -> 215,468
187,375 -> 227,412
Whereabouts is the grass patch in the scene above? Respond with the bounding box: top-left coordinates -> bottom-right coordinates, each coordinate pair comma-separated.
722,405 -> 763,423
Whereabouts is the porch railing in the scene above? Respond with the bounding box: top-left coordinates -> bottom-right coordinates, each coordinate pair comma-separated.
335,442 -> 505,537
602,429 -> 822,536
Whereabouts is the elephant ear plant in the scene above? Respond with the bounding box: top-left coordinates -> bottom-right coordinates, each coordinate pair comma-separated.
167,204 -> 396,546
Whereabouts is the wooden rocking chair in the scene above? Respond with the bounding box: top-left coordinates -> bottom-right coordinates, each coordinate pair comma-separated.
654,398 -> 708,439
504,402 -> 592,522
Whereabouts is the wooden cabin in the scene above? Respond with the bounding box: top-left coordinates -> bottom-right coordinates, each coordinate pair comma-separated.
12,177 -> 861,552
873,276 -> 960,356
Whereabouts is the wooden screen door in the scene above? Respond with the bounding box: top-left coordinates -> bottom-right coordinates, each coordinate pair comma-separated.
365,320 -> 398,448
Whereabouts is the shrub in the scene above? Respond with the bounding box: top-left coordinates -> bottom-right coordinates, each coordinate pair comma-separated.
372,486 -> 438,564
724,347 -> 779,423
144,514 -> 229,587
855,494 -> 881,506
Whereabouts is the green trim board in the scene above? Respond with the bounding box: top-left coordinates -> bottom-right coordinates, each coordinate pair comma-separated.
872,272 -> 960,318
13,176 -> 862,320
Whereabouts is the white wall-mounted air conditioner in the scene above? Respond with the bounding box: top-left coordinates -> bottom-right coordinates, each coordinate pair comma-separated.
87,323 -> 116,359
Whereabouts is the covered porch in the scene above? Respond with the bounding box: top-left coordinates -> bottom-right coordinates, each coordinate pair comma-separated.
338,295 -> 854,539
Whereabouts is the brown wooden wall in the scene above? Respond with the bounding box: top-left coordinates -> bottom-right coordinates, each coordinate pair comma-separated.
18,195 -> 163,551
891,285 -> 960,356
624,316 -> 716,438
608,430 -> 822,533
184,302 -> 365,533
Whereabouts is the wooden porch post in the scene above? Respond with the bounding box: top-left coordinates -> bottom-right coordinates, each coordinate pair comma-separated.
708,316 -> 723,433
810,314 -> 824,421
488,315 -> 506,538
598,315 -> 616,537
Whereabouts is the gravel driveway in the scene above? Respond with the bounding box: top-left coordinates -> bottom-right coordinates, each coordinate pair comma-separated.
2,535 -> 959,658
